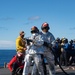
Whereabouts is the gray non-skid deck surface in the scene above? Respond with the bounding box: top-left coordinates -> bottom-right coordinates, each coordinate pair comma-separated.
0,66 -> 75,75
0,67 -> 11,75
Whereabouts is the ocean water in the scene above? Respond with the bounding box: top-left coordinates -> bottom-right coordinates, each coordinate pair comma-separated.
0,49 -> 16,67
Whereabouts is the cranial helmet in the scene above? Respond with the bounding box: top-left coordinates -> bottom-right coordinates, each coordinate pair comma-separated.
56,37 -> 60,42
41,22 -> 50,30
31,26 -> 39,33
19,31 -> 25,35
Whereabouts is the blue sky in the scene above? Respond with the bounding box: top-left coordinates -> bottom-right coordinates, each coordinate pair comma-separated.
0,0 -> 75,49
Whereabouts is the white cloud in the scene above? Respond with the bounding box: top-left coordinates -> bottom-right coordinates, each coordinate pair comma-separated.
24,16 -> 41,25
28,16 -> 40,21
0,40 -> 15,49
70,27 -> 75,30
0,26 -> 8,30
0,17 -> 14,21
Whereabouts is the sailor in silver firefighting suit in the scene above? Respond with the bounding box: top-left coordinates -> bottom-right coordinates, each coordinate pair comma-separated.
22,26 -> 45,75
40,22 -> 56,75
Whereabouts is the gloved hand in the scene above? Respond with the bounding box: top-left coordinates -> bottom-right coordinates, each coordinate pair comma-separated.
43,42 -> 48,47
26,38 -> 33,45
43,42 -> 52,49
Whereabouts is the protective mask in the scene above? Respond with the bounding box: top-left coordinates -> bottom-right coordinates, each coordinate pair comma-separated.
32,33 -> 38,40
32,33 -> 38,36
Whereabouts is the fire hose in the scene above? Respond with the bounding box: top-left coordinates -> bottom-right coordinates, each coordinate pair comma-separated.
44,42 -> 70,75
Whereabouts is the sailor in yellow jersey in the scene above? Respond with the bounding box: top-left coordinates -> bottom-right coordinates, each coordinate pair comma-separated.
16,31 -> 27,55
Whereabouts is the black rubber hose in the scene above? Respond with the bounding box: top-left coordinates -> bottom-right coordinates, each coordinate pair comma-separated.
50,47 -> 70,75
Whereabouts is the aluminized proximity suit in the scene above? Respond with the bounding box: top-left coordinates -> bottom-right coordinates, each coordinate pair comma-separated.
41,31 -> 56,75
22,33 -> 45,75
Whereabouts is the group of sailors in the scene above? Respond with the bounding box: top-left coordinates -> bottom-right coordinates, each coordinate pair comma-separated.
53,37 -> 75,66
7,22 -> 75,75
